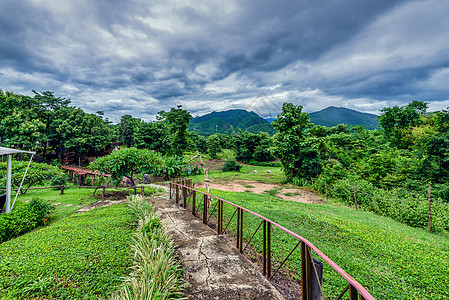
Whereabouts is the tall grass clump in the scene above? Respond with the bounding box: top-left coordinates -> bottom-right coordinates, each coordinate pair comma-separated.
113,195 -> 185,300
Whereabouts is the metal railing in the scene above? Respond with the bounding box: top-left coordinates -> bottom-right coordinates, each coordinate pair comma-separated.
170,179 -> 375,300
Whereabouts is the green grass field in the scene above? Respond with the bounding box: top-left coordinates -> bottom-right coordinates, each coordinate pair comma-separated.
0,204 -> 134,299
202,189 -> 449,299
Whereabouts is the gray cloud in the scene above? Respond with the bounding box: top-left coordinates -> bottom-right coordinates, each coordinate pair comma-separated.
1,0 -> 448,122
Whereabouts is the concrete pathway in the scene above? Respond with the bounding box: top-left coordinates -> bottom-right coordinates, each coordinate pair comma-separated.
153,190 -> 284,300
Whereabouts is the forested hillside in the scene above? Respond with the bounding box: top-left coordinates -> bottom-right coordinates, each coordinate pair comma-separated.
188,109 -> 276,136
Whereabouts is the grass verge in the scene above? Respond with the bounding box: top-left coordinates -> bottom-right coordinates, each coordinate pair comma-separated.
206,189 -> 449,300
0,204 -> 135,299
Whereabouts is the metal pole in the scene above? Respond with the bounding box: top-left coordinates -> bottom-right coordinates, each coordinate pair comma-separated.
5,154 -> 12,213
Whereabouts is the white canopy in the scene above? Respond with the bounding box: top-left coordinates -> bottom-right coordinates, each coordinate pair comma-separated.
0,147 -> 36,213
0,146 -> 36,156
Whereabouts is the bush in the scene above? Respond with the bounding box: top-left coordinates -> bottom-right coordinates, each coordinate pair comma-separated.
50,174 -> 68,187
222,160 -> 242,172
0,197 -> 53,243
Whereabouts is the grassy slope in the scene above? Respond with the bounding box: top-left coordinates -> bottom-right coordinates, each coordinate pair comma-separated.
0,203 -> 134,299
205,189 -> 449,300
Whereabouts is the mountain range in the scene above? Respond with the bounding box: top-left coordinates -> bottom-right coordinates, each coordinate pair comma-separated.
189,106 -> 379,136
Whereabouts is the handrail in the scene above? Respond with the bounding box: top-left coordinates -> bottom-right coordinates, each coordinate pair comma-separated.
170,181 -> 375,300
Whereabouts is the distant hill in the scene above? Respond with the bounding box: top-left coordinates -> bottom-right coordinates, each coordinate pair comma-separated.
309,106 -> 379,129
189,109 -> 276,136
265,107 -> 379,130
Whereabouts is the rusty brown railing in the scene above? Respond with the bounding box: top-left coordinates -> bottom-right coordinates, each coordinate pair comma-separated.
170,179 -> 375,300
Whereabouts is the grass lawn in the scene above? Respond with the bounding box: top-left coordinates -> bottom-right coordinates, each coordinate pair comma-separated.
190,164 -> 285,184
0,203 -> 135,299
14,185 -> 98,221
204,189 -> 449,300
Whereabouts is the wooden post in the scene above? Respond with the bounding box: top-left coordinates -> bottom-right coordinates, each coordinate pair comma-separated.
141,186 -> 144,197
353,183 -> 358,211
102,187 -> 105,199
428,182 -> 432,232
311,178 -> 314,192
60,185 -> 64,195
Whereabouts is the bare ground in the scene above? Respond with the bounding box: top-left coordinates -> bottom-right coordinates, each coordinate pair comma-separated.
195,179 -> 324,204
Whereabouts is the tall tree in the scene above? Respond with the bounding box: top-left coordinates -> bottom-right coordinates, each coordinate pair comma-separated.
161,107 -> 192,154
272,103 -> 313,179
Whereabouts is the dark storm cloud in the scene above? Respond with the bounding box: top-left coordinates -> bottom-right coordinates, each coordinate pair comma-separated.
0,0 -> 448,121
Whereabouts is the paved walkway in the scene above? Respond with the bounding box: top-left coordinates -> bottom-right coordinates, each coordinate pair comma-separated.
153,190 -> 284,300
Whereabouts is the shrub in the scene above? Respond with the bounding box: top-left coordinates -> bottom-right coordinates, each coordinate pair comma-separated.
0,197 -> 53,243
50,174 -> 68,187
222,160 -> 242,172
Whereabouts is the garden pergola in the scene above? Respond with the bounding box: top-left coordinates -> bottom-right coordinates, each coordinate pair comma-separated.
0,146 -> 36,213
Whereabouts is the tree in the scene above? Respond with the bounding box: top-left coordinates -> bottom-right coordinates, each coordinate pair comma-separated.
89,147 -> 163,186
0,91 -> 45,149
53,107 -> 114,163
134,120 -> 171,154
206,134 -> 222,158
378,101 -> 428,148
163,107 -> 192,154
272,103 -> 311,179
117,115 -> 143,147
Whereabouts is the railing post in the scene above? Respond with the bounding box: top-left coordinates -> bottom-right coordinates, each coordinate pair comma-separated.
239,209 -> 244,253
176,184 -> 179,205
236,208 -> 241,250
141,186 -> 144,197
263,220 -> 267,276
60,185 -> 64,195
183,185 -> 187,208
169,181 -> 172,199
102,187 -> 105,199
203,194 -> 208,225
217,199 -> 223,235
349,284 -> 358,300
267,221 -> 271,278
301,241 -> 313,300
192,190 -> 196,216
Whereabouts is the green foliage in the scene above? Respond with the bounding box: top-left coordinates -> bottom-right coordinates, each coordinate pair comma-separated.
378,100 -> 428,148
135,120 -> 171,154
53,107 -> 114,159
160,107 -> 192,155
117,115 -> 143,147
153,155 -> 185,179
272,103 -> 316,179
206,134 -> 222,158
90,147 -> 163,186
222,160 -> 242,172
0,197 -> 53,243
233,130 -> 275,163
0,161 -> 65,193
0,91 -> 46,149
50,173 -> 68,187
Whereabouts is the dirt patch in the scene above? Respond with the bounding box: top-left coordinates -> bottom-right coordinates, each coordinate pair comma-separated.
77,199 -> 126,213
195,180 -> 324,204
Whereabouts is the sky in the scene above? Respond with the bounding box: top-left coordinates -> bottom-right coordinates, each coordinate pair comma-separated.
1,0 -> 449,122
